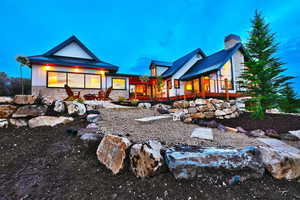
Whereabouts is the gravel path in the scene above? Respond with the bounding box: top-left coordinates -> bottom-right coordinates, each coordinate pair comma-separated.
97,108 -> 261,148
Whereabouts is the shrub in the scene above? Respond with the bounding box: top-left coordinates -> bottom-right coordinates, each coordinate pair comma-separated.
130,99 -> 139,105
118,96 -> 126,102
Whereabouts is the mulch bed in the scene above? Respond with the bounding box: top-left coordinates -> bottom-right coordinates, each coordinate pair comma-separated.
1,121 -> 300,199
216,112 -> 300,133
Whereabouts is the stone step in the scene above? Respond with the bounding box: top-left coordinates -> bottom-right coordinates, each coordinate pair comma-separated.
191,127 -> 214,140
135,115 -> 172,123
257,138 -> 300,154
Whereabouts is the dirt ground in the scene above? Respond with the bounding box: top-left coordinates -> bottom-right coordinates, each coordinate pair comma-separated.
97,109 -> 261,148
1,111 -> 300,199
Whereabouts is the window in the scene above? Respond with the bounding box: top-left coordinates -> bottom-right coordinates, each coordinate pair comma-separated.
185,81 -> 193,91
174,79 -> 180,89
151,67 -> 157,76
68,73 -> 84,88
47,72 -> 67,87
221,60 -> 234,89
85,74 -> 101,89
47,71 -> 102,89
167,80 -> 172,89
112,78 -> 126,90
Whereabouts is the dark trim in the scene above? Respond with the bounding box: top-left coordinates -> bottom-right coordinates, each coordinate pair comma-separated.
46,71 -> 102,89
111,77 -> 127,90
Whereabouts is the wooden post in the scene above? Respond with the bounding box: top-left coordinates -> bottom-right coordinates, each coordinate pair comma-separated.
225,78 -> 229,101
201,77 -> 205,98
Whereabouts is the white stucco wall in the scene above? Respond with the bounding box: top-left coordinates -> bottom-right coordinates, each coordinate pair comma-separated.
53,42 -> 93,59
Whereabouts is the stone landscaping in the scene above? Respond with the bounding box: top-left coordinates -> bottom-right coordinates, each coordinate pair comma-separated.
1,95 -> 300,188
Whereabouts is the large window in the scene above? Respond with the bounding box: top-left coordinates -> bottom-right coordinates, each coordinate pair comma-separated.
47,72 -> 67,87
68,73 -> 84,88
85,74 -> 101,89
47,71 -> 102,89
221,60 -> 234,89
112,78 -> 126,90
174,79 -> 180,89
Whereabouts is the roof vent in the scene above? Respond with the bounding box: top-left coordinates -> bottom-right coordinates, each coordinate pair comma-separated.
224,34 -> 241,49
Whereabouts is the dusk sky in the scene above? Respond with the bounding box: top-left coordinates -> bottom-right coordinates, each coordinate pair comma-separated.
1,0 -> 300,93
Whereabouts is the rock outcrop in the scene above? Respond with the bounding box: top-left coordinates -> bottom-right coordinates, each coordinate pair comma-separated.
0,119 -> 8,128
130,140 -> 164,178
28,116 -> 74,128
67,101 -> 86,116
12,105 -> 47,118
0,97 -> 13,104
96,135 -> 131,174
9,119 -> 28,127
165,145 -> 264,182
0,105 -> 17,118
13,95 -> 36,105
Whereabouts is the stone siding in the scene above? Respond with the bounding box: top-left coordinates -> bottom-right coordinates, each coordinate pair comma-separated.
109,90 -> 129,101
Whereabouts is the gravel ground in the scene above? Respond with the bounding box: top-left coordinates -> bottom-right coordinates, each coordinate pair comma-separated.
97,108 -> 262,148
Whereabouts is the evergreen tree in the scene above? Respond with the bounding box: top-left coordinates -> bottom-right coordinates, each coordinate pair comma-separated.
240,10 -> 293,119
279,83 -> 300,113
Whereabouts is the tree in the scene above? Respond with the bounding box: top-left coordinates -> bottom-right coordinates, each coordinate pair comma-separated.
279,83 -> 300,113
0,72 -> 11,96
240,10 -> 293,119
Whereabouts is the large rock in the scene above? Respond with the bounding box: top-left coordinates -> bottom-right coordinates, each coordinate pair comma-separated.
191,112 -> 205,119
165,145 -> 264,181
0,119 -> 8,128
130,140 -> 164,178
67,101 -> 86,116
191,127 -> 214,140
215,110 -> 226,117
153,103 -> 171,111
195,99 -> 207,105
138,103 -> 151,109
0,105 -> 17,118
53,100 -> 65,113
87,114 -> 102,123
0,97 -> 13,104
96,134 -> 131,174
13,95 -> 36,105
172,112 -> 185,121
173,100 -> 189,109
28,116 -> 74,128
258,138 -> 300,180
77,127 -> 98,137
289,130 -> 300,140
12,105 -> 47,118
80,133 -> 103,152
9,119 -> 28,127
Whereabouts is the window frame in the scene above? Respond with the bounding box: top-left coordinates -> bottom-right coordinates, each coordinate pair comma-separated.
46,71 -> 102,89
111,78 -> 127,90
167,80 -> 172,89
220,58 -> 234,90
174,79 -> 180,89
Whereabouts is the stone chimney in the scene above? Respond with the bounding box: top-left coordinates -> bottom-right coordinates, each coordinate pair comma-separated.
224,34 -> 241,49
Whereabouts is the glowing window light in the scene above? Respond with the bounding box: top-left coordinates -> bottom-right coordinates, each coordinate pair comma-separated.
186,82 -> 193,90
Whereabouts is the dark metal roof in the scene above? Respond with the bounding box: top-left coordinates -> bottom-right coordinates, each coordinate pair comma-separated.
180,43 -> 242,81
150,60 -> 172,68
161,48 -> 206,78
28,55 -> 119,71
27,35 -> 119,71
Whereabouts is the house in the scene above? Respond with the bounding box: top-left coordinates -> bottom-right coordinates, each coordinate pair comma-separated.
21,34 -> 245,100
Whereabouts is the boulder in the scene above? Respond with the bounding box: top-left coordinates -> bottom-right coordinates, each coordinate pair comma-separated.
80,133 -> 103,152
187,107 -> 197,114
215,110 -> 226,117
0,105 -> 17,118
53,100 -> 65,113
183,117 -> 192,124
191,112 -> 205,119
86,110 -> 100,115
265,129 -> 280,139
0,119 -> 8,128
130,140 -> 164,178
86,123 -> 98,129
258,138 -> 300,180
77,128 -> 99,137
289,130 -> 300,140
247,129 -> 265,137
153,103 -> 171,111
172,112 -> 185,121
13,95 -> 36,105
280,133 -> 300,141
206,102 -> 216,111
12,105 -> 47,118
165,145 -> 264,181
236,126 -> 248,134
223,108 -> 233,115
67,101 -> 86,116
157,108 -> 170,114
96,134 -> 131,174
173,100 -> 189,109
168,108 -> 182,113
196,105 -> 209,112
87,114 -> 102,123
9,119 -> 27,127
84,100 -> 104,111
195,99 -> 207,105
138,103 -> 151,109
189,101 -> 196,107
0,97 -> 13,104
28,116 -> 73,128
203,111 -> 215,118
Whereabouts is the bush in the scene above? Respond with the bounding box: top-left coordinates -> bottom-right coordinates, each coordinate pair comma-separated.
130,99 -> 139,105
118,96 -> 126,102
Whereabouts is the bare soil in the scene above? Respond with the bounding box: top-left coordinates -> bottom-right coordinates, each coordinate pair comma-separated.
1,111 -> 300,199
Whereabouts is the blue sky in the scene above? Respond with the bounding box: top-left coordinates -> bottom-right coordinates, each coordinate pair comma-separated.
0,0 -> 300,93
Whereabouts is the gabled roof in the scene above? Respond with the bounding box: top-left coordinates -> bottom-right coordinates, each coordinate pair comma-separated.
150,60 -> 172,68
180,43 -> 242,81
27,36 -> 119,71
44,35 -> 100,61
161,48 -> 206,78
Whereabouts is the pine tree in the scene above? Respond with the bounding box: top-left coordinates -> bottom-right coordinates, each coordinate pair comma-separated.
240,10 -> 293,119
279,83 -> 300,113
